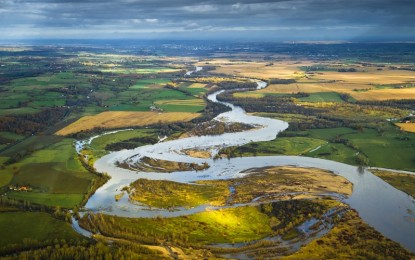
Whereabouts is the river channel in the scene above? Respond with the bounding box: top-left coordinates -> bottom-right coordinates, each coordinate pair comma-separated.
79,70 -> 415,252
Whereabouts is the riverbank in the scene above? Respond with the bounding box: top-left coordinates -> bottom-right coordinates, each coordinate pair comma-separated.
79,76 -> 415,254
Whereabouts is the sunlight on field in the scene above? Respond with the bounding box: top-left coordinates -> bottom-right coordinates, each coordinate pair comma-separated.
396,123 -> 415,133
234,92 -> 266,98
260,82 -> 370,93
199,59 -> 307,80
188,83 -> 207,88
56,111 -> 200,135
350,88 -> 415,100
204,59 -> 415,101
239,67 -> 415,101
313,69 -> 415,85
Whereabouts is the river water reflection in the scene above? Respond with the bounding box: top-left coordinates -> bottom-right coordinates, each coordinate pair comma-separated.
83,78 -> 415,252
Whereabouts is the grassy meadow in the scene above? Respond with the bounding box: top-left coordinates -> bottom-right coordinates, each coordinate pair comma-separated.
0,211 -> 83,250
1,138 -> 95,208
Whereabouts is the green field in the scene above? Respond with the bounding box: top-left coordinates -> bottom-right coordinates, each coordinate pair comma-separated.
302,127 -> 415,170
84,129 -> 158,162
305,127 -> 357,140
341,128 -> 415,170
306,143 -> 358,165
155,99 -> 205,113
0,135 -> 64,157
101,67 -> 180,74
6,193 -> 85,208
109,87 -> 204,112
298,92 -> 345,102
127,179 -> 229,208
1,138 -> 96,208
223,137 -> 326,157
0,211 -> 83,249
129,78 -> 171,89
1,72 -> 91,114
224,125 -> 415,171
90,129 -> 157,151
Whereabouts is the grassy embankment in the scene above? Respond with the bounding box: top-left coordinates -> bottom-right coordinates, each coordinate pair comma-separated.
371,169 -> 415,198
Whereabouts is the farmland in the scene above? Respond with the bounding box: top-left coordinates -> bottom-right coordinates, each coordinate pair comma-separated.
212,60 -> 415,101
1,138 -> 95,208
396,123 -> 415,133
0,43 -> 414,258
55,111 -> 201,136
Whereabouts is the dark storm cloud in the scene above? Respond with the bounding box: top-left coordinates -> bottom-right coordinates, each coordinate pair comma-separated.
0,0 -> 414,40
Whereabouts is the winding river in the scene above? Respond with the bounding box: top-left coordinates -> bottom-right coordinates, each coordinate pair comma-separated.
80,70 -> 415,252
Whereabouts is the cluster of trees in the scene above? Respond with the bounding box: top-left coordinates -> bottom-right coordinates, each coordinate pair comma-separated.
0,136 -> 13,146
77,154 -> 111,207
218,91 -> 400,132
303,210 -> 414,259
285,117 -> 345,132
217,91 -> 317,115
0,70 -> 45,84
0,197 -> 71,222
356,99 -> 415,110
216,146 -> 247,159
189,121 -> 253,136
329,135 -> 370,166
339,93 -> 354,102
79,213 -> 170,245
105,136 -> 158,151
268,78 -> 296,84
164,84 -> 193,97
207,81 -> 258,94
134,156 -> 209,173
13,241 -> 161,260
337,68 -> 357,72
194,99 -> 230,122
49,85 -> 91,96
260,200 -> 328,235
0,107 -> 69,135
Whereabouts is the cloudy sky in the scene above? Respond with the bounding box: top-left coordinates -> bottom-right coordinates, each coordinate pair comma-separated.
0,0 -> 414,41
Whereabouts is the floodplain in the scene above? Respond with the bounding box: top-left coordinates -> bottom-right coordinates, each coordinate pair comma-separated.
0,43 -> 414,258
